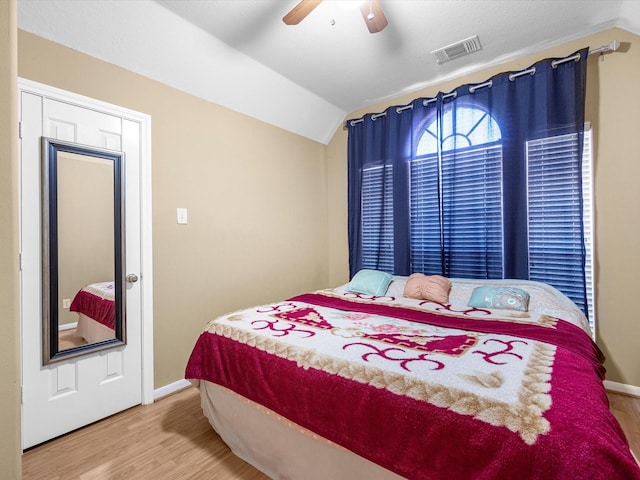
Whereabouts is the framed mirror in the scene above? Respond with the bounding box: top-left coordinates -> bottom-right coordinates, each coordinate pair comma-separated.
42,137 -> 126,364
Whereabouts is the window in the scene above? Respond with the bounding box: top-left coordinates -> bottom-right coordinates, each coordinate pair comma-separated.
411,106 -> 503,277
527,127 -> 595,333
361,164 -> 394,271
359,106 -> 594,330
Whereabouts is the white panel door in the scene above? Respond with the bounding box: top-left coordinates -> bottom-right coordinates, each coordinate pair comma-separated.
20,90 -> 147,449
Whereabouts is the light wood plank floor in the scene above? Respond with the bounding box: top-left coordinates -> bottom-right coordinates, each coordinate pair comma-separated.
22,386 -> 269,480
23,387 -> 639,479
58,327 -> 88,350
609,390 -> 640,461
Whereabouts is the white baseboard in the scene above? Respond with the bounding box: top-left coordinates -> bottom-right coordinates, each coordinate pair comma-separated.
153,378 -> 193,400
604,380 -> 640,397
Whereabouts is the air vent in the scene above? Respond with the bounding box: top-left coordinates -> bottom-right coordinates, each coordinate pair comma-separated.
431,35 -> 482,64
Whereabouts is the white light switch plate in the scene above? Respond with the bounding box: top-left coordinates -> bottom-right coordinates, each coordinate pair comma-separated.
177,208 -> 188,225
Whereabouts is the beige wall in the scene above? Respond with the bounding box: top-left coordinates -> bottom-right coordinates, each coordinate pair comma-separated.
1,1 -> 21,478
18,30 -> 329,389
327,27 -> 640,387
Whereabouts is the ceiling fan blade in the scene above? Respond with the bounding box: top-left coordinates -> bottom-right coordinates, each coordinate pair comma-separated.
360,0 -> 388,33
283,0 -> 323,25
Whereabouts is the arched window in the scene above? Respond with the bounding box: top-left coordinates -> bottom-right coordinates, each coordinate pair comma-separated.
410,105 -> 503,277
416,106 -> 502,155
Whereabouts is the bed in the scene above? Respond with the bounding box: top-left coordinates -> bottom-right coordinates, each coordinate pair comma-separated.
70,281 -> 116,343
185,272 -> 640,479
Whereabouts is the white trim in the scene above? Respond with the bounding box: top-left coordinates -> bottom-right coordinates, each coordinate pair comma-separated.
582,126 -> 596,339
604,380 -> 640,398
18,77 -> 155,406
154,379 -> 193,400
18,78 -> 151,129
138,93 -> 155,406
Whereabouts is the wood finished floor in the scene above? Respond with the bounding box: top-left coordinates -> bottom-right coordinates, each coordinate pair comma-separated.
58,327 -> 88,350
22,386 -> 269,480
22,386 -> 640,480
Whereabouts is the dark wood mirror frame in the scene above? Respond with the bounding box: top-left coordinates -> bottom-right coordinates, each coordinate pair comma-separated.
42,137 -> 126,365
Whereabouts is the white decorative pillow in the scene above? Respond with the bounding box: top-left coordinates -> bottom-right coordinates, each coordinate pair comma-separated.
468,286 -> 530,311
348,269 -> 393,296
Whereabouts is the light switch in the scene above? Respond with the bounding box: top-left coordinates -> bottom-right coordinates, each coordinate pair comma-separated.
177,208 -> 188,225
63,298 -> 71,309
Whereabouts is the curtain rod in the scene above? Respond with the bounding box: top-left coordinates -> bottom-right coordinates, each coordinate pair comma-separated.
588,40 -> 620,56
346,41 -> 621,127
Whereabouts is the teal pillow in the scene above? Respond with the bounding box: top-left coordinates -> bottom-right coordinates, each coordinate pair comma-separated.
349,269 -> 393,296
468,286 -> 530,311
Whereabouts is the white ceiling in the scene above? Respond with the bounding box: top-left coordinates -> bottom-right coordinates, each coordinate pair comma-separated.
18,0 -> 640,144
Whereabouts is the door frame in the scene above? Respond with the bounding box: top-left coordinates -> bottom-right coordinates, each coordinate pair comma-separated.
18,78 -> 154,406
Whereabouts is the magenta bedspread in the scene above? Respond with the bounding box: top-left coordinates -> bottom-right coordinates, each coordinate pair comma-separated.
69,281 -> 115,329
185,288 -> 640,479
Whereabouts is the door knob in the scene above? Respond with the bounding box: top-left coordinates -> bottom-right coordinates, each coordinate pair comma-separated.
126,273 -> 139,283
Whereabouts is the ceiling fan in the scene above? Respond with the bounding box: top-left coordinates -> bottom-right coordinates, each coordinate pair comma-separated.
282,0 -> 388,34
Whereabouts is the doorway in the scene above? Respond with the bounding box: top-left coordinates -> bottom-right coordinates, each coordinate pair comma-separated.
19,79 -> 154,449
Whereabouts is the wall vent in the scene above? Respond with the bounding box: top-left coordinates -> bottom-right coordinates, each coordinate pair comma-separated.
431,35 -> 482,64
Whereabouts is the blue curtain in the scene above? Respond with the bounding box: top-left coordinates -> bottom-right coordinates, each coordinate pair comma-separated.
347,48 -> 588,308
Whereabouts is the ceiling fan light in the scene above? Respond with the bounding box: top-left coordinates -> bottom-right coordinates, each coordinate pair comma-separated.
283,0 -> 388,33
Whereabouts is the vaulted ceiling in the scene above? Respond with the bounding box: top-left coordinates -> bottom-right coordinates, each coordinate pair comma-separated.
18,0 -> 640,144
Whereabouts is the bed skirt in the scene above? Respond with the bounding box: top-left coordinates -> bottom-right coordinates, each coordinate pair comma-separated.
199,381 -> 404,480
75,313 -> 115,343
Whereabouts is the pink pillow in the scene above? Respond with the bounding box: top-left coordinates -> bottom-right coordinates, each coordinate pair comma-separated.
403,273 -> 451,303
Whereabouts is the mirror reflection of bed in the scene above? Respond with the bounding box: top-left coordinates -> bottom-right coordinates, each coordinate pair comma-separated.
58,281 -> 116,349
53,148 -> 118,356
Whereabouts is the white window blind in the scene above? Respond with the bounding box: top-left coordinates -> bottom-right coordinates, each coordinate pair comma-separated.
410,145 -> 503,277
361,164 -> 394,272
527,128 -> 595,334
409,155 -> 440,273
441,145 -> 503,278
582,128 -> 596,334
